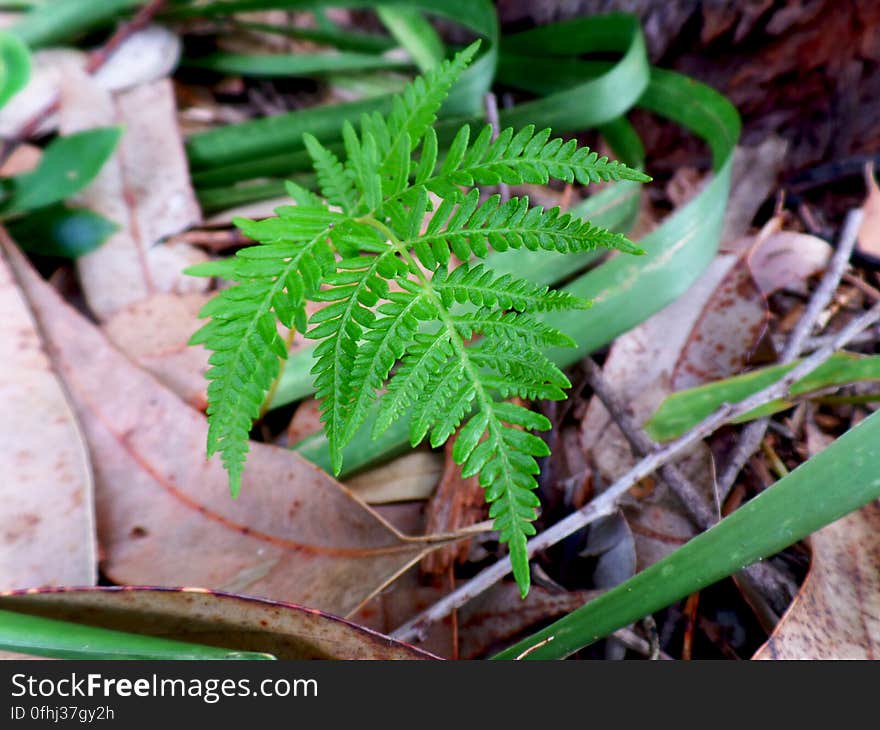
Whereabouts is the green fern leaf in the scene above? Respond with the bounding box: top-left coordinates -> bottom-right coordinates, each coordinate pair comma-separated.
190,40 -> 651,597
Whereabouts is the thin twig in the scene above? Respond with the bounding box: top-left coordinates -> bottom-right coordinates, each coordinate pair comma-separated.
583,357 -> 716,529
715,209 -> 863,501
392,293 -> 880,642
583,357 -> 793,608
0,0 -> 167,166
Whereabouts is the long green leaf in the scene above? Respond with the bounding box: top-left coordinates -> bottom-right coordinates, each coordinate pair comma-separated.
494,408 -> 880,659
0,609 -> 273,660
646,353 -> 880,441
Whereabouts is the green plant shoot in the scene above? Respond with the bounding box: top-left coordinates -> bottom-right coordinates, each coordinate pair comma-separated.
189,41 -> 650,596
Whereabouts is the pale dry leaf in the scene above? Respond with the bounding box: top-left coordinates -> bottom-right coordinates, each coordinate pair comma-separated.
720,135 -> 788,251
60,74 -> 203,320
91,25 -> 181,92
1,237 -> 440,618
857,161 -> 880,260
0,25 -> 181,138
748,231 -> 831,296
346,451 -> 444,504
0,245 -> 96,590
0,144 -> 41,177
101,292 -> 212,409
754,503 -> 880,659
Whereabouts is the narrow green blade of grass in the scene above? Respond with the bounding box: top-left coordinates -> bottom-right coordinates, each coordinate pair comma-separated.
0,609 -> 274,660
645,353 -> 880,441
494,408 -> 880,659
185,50 -> 411,77
0,127 -> 121,218
0,31 -> 29,109
377,5 -> 444,72
9,0 -> 144,48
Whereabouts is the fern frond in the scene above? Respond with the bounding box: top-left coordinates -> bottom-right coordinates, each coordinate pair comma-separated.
303,133 -> 357,213
192,39 -> 651,597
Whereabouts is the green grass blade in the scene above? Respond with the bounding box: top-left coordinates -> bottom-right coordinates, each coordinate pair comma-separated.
377,5 -> 444,73
9,0 -> 143,48
646,353 -> 880,441
493,408 -> 880,659
0,609 -> 273,660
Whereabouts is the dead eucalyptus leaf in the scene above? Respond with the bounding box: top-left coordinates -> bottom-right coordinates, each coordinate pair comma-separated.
101,293 -> 211,409
1,235 -> 439,618
346,451 -> 443,504
0,249 -> 96,590
60,75 -> 203,320
754,503 -> 880,659
0,586 -> 435,660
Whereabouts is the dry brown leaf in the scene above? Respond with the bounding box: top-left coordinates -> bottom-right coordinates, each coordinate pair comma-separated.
0,247 -> 96,590
671,258 -> 769,391
60,75 -> 204,320
101,292 -> 211,409
0,586 -> 435,660
754,503 -> 880,659
346,451 -> 443,504
1,236 -> 441,618
421,438 -> 487,576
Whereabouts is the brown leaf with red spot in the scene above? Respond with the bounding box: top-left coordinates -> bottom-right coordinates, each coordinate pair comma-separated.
0,586 -> 435,659
754,503 -> 880,659
0,234 -> 441,618
0,249 -> 96,590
